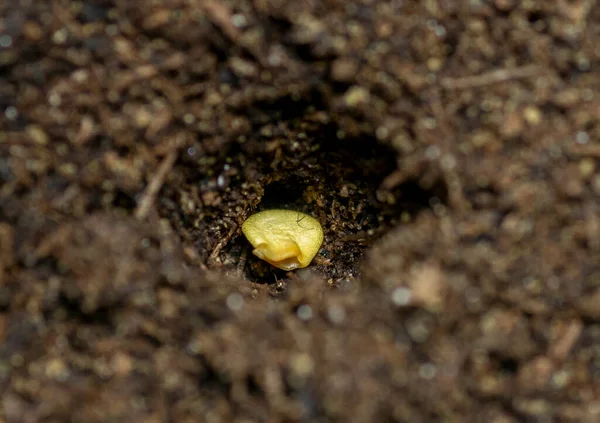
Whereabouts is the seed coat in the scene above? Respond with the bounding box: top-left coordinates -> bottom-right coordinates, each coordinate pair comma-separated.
241,210 -> 324,270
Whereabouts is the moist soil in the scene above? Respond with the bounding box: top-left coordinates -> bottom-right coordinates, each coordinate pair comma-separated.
2,1 -> 600,422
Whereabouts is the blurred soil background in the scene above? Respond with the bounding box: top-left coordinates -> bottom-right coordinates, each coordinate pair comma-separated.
1,0 -> 600,422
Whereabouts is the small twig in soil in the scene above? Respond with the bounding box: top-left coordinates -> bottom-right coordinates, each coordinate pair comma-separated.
428,89 -> 470,212
340,229 -> 376,243
134,149 -> 178,220
236,244 -> 248,277
208,219 -> 238,266
440,65 -> 540,90
202,1 -> 242,42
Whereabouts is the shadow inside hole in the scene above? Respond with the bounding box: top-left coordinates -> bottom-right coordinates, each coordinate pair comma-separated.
391,179 -> 448,215
257,177 -> 309,212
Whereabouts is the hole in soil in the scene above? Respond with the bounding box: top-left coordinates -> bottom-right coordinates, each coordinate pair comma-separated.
259,177 -> 307,211
164,99 -> 447,286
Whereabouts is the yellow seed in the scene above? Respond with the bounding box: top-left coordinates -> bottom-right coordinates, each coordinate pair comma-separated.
241,210 -> 324,271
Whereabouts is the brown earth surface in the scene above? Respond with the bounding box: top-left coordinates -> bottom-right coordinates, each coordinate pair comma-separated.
2,1 -> 600,422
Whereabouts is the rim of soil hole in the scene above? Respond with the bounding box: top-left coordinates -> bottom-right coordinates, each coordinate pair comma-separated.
160,94 -> 448,289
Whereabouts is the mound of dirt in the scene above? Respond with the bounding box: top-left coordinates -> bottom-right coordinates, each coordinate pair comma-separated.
2,1 -> 600,422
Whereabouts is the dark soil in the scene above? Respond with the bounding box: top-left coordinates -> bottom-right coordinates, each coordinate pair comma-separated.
2,1 -> 600,422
